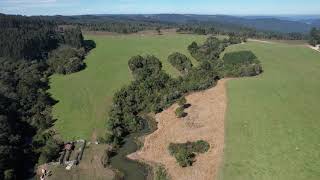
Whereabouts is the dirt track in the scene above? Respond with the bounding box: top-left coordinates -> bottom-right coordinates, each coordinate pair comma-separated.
128,79 -> 228,180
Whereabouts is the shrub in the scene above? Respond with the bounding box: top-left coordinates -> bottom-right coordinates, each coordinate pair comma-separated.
222,51 -> 262,77
191,140 -> 210,153
168,140 -> 210,167
175,148 -> 195,167
175,106 -> 185,118
47,46 -> 86,74
168,52 -> 193,74
177,97 -> 187,106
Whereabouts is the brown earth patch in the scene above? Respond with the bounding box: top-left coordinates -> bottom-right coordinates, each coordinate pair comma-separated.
128,79 -> 228,180
46,144 -> 115,180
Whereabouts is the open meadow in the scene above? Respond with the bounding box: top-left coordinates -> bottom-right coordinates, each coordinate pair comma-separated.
49,33 -> 320,180
221,42 -> 320,180
49,34 -> 205,140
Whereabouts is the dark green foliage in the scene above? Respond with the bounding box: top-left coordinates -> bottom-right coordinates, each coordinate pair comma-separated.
188,37 -> 228,61
174,149 -> 195,167
37,135 -> 62,164
63,26 -> 84,48
0,14 -> 93,179
48,46 -> 86,74
222,51 -> 262,77
128,55 -> 162,80
228,34 -> 245,44
168,53 -> 193,74
0,14 -> 60,60
179,61 -> 218,92
106,36 -> 262,146
168,140 -> 210,167
309,27 -> 320,46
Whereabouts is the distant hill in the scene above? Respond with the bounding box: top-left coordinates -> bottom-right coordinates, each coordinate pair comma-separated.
130,14 -> 318,33
34,14 -> 320,34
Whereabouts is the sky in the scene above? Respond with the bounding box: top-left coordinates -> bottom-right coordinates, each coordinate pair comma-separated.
0,0 -> 320,16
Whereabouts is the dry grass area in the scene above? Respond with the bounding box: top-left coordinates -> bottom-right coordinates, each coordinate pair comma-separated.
46,144 -> 115,180
129,79 -> 228,180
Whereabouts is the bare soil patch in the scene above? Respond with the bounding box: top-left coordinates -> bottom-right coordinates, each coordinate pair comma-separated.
46,144 -> 115,180
128,79 -> 228,180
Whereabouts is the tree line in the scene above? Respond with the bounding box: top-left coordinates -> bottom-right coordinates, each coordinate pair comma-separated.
34,14 -> 307,40
103,36 -> 262,152
0,14 -> 94,179
309,27 -> 320,46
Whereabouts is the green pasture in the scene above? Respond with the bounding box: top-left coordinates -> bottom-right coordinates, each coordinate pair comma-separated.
221,42 -> 320,180
49,34 -> 205,140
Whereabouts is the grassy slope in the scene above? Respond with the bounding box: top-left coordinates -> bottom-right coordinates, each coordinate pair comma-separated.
49,34 -> 205,140
221,42 -> 320,180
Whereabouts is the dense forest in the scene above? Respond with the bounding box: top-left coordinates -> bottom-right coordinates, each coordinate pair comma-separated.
36,14 -> 307,40
104,36 -> 262,150
0,14 -> 93,179
309,27 -> 320,46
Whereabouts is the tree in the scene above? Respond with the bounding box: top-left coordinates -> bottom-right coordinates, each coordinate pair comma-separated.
309,27 -> 320,46
156,27 -> 161,35
168,52 -> 193,74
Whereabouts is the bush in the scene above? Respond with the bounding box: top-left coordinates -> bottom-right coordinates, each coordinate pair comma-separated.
175,149 -> 195,167
168,140 -> 210,167
47,46 -> 86,74
222,51 -> 262,77
177,97 -> 187,106
175,106 -> 185,118
188,36 -> 228,61
168,52 -> 193,74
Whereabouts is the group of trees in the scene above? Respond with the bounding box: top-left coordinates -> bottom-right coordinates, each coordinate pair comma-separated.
168,53 -> 193,74
104,36 -> 263,150
0,14 -> 92,179
176,23 -> 306,40
309,27 -> 320,46
168,140 -> 210,167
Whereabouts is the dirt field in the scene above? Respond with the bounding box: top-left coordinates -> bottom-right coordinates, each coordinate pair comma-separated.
128,79 -> 228,180
45,144 -> 115,180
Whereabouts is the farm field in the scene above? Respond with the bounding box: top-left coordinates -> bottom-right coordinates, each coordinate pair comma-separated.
49,34 -> 205,140
221,42 -> 320,180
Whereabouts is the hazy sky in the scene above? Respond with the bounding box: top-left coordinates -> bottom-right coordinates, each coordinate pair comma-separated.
1,0 -> 319,16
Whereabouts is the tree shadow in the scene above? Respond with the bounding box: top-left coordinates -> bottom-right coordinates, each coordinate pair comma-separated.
183,103 -> 191,109
83,40 -> 96,51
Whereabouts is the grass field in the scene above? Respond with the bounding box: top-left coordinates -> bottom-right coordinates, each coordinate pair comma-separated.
49,34 -> 205,140
221,42 -> 320,180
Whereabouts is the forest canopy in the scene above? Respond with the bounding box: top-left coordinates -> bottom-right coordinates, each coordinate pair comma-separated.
0,14 -> 93,179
